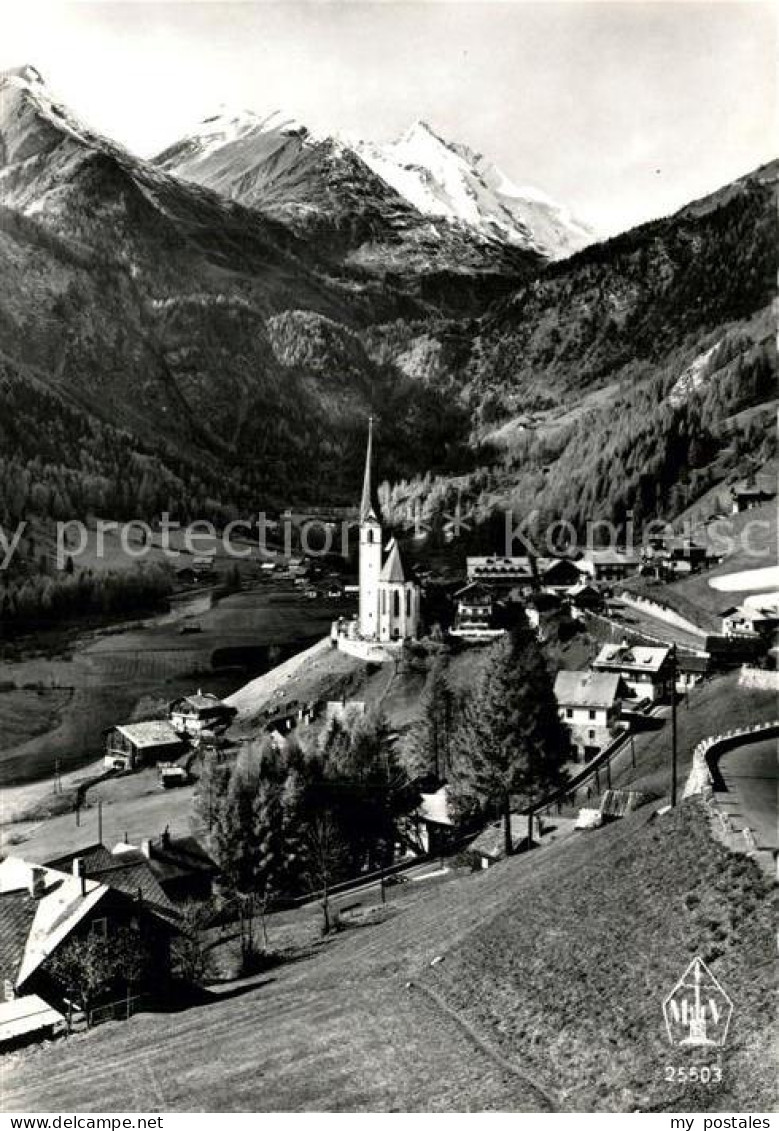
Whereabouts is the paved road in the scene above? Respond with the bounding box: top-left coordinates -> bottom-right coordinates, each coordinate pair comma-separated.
717,736 -> 777,851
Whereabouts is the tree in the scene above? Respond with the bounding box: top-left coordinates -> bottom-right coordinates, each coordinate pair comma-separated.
47,925 -> 154,1021
406,654 -> 455,782
172,901 -> 215,986
301,807 -> 347,935
194,748 -> 231,834
450,619 -> 567,857
251,739 -> 289,946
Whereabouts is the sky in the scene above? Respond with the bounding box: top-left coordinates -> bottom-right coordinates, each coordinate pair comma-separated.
1,0 -> 775,236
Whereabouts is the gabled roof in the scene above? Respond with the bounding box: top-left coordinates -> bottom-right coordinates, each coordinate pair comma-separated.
593,643 -> 671,673
454,581 -> 493,601
583,548 -> 640,566
0,889 -> 37,988
170,692 -> 232,714
48,844 -> 178,922
554,670 -> 622,709
380,538 -> 406,583
0,858 -> 106,990
112,720 -> 183,748
418,785 -> 454,827
470,816 -> 526,859
138,835 -> 218,885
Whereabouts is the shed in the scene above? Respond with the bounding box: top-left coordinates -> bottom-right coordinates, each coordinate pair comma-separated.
104,721 -> 186,771
0,994 -> 66,1050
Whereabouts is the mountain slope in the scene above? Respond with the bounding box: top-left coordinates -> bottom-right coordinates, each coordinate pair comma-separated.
373,160 -> 777,536
0,64 -> 775,577
155,110 -> 586,277
353,120 -> 593,259
0,66 -> 479,524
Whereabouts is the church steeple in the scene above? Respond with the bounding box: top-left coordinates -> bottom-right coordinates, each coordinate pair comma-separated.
359,416 -> 378,523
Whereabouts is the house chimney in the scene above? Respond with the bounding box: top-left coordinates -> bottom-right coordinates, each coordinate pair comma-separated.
28,866 -> 47,899
140,838 -> 151,858
72,857 -> 86,896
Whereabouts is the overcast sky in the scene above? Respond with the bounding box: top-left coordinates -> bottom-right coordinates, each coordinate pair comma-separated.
2,1 -> 775,235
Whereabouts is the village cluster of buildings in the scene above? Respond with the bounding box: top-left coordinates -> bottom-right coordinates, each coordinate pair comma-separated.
103,691 -> 238,775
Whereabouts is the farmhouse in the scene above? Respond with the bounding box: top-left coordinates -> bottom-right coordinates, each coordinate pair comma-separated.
0,856 -> 178,1020
578,548 -> 640,582
538,557 -> 582,593
720,604 -> 779,639
46,843 -> 180,921
104,720 -> 186,771
592,642 -> 673,703
554,670 -> 623,760
168,691 -> 237,737
449,582 -> 505,640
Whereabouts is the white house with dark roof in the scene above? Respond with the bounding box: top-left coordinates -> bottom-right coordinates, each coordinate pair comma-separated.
578,548 -> 641,583
168,691 -> 237,737
554,670 -> 623,760
450,582 -> 505,640
0,855 -> 179,1022
592,642 -> 673,702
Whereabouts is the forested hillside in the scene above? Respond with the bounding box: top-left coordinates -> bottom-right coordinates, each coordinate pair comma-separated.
0,63 -> 775,624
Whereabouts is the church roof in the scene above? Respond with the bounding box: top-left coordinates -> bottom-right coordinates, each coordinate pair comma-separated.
380,538 -> 406,583
359,417 -> 379,524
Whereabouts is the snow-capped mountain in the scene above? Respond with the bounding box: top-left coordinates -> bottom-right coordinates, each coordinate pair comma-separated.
156,110 -> 592,262
353,120 -> 593,260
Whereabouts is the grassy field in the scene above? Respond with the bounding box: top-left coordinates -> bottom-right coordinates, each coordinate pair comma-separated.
1,800 -> 773,1112
0,585 -> 340,786
625,499 -> 777,633
608,670 -> 777,798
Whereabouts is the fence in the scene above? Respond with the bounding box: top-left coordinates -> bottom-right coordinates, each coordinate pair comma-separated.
534,725 -> 634,819
617,590 -> 708,639
87,992 -> 148,1028
682,719 -> 779,874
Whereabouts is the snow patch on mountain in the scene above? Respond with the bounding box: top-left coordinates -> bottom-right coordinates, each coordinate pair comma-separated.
158,109 -> 592,261
353,120 -> 593,260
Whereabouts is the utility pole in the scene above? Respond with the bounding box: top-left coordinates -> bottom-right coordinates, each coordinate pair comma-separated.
670,644 -> 678,807
98,799 -> 103,844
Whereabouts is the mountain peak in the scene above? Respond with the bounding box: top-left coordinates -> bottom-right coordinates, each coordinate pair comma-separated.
1,63 -> 46,87
401,119 -> 445,143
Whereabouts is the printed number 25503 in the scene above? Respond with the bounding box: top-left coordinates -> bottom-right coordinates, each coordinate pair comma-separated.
664,1066 -> 722,1084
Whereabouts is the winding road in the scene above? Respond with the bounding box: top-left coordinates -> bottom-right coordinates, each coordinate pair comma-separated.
716,735 -> 777,852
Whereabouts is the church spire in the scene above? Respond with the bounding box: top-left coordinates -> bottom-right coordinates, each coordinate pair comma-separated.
359,416 -> 378,523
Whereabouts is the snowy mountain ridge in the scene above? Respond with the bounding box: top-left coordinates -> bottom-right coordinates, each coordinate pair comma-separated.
158,109 -> 594,261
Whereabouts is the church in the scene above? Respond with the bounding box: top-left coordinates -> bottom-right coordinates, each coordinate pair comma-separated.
334,420 -> 420,655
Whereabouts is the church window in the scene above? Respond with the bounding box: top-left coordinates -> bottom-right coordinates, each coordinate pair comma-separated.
406,589 -> 411,616
381,590 -> 386,614
393,590 -> 400,618
367,529 -> 374,544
